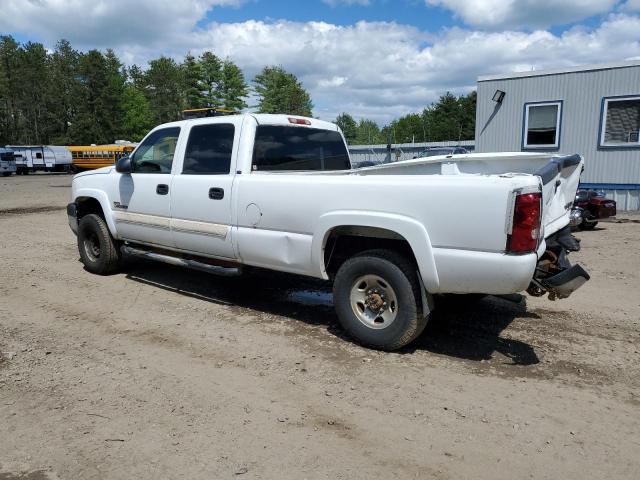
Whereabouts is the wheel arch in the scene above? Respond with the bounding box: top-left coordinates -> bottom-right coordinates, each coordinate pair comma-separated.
312,211 -> 440,292
74,189 -> 118,237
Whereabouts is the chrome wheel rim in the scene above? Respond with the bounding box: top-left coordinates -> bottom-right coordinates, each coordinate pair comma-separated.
84,232 -> 101,262
349,274 -> 398,329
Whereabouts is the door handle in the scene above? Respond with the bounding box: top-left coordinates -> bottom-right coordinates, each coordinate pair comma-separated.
156,184 -> 169,195
209,187 -> 224,200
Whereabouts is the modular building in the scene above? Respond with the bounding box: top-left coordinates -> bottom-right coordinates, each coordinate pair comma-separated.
475,60 -> 640,210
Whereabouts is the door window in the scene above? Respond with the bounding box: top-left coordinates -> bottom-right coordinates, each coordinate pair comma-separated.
182,124 -> 235,174
132,127 -> 181,173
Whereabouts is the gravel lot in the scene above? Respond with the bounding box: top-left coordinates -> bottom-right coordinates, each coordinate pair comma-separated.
1,174 -> 639,480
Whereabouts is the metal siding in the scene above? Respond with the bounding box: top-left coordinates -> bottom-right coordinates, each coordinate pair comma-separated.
476,65 -> 640,191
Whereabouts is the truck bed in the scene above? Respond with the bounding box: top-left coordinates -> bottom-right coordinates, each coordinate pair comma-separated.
352,152 -> 583,239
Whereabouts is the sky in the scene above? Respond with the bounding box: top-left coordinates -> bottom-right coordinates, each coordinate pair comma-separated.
1,0 -> 640,124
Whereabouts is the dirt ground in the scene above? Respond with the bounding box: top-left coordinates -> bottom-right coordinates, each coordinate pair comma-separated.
1,173 -> 639,480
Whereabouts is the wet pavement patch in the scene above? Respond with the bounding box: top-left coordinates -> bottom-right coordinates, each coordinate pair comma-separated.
0,471 -> 53,480
0,206 -> 65,216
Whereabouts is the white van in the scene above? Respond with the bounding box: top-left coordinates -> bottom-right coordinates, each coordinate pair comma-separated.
0,148 -> 17,176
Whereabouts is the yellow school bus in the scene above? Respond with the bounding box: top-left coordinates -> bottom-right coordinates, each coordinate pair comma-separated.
69,144 -> 135,171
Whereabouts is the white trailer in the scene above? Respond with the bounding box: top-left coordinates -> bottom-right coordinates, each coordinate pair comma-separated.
5,145 -> 72,174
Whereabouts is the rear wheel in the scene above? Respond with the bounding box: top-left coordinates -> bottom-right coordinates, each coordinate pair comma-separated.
333,249 -> 427,351
77,214 -> 121,275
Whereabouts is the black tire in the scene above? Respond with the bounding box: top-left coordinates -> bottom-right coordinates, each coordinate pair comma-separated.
77,214 -> 121,275
2,172 -> 11,177
581,221 -> 598,230
333,249 -> 427,351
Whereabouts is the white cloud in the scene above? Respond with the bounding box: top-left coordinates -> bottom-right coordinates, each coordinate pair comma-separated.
0,0 -> 244,47
621,0 -> 640,11
182,14 -> 640,122
427,0 -> 618,29
1,1 -> 639,124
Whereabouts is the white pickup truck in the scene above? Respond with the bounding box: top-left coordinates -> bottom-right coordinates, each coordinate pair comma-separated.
67,113 -> 589,350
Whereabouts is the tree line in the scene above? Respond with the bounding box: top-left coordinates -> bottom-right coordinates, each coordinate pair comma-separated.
0,35 -> 474,146
335,91 -> 476,145
0,36 -> 312,145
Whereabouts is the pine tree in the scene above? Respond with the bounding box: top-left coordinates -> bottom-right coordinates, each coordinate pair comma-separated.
199,51 -> 222,108
103,49 -> 126,140
253,66 -> 313,116
219,59 -> 248,111
16,42 -> 49,143
143,56 -> 183,124
335,113 -> 357,143
68,50 -> 112,144
0,36 -> 21,144
119,84 -> 153,141
46,39 -> 79,144
181,53 -> 205,109
128,64 -> 145,89
354,119 -> 382,145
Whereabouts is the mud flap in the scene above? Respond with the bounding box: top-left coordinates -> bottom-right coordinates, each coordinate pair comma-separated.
540,264 -> 590,300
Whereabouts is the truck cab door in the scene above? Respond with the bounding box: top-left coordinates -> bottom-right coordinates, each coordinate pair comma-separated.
170,120 -> 239,259
114,126 -> 181,247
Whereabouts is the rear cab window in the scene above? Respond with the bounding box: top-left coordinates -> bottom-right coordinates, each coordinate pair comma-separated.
252,125 -> 350,172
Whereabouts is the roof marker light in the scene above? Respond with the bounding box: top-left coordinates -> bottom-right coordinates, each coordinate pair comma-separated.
288,117 -> 311,125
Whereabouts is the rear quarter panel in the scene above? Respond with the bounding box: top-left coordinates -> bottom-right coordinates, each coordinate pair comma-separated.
234,173 -> 540,293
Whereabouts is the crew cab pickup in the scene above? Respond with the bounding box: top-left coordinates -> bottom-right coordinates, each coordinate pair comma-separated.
67,114 -> 589,350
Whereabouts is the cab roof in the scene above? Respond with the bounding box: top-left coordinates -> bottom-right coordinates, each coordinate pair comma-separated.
157,113 -> 339,132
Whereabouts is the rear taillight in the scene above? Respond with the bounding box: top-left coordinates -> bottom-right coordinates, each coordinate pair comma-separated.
507,192 -> 541,253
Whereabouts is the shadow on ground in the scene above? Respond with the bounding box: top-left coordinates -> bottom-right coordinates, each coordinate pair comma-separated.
122,257 -> 539,365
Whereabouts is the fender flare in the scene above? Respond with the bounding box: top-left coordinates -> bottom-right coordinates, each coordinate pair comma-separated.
74,188 -> 118,237
311,210 -> 440,292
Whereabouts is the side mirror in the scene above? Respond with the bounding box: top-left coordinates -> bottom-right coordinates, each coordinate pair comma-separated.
116,155 -> 132,173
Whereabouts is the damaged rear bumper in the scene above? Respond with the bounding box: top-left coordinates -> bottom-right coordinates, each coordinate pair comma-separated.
528,226 -> 590,300
535,263 -> 590,300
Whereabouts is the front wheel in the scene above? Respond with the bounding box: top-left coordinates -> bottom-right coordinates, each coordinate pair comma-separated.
77,214 -> 121,275
333,249 -> 427,351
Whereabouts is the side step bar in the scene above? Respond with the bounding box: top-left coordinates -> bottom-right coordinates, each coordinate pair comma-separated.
121,245 -> 242,277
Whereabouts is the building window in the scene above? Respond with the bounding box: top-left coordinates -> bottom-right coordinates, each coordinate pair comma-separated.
523,101 -> 562,150
599,96 -> 640,148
